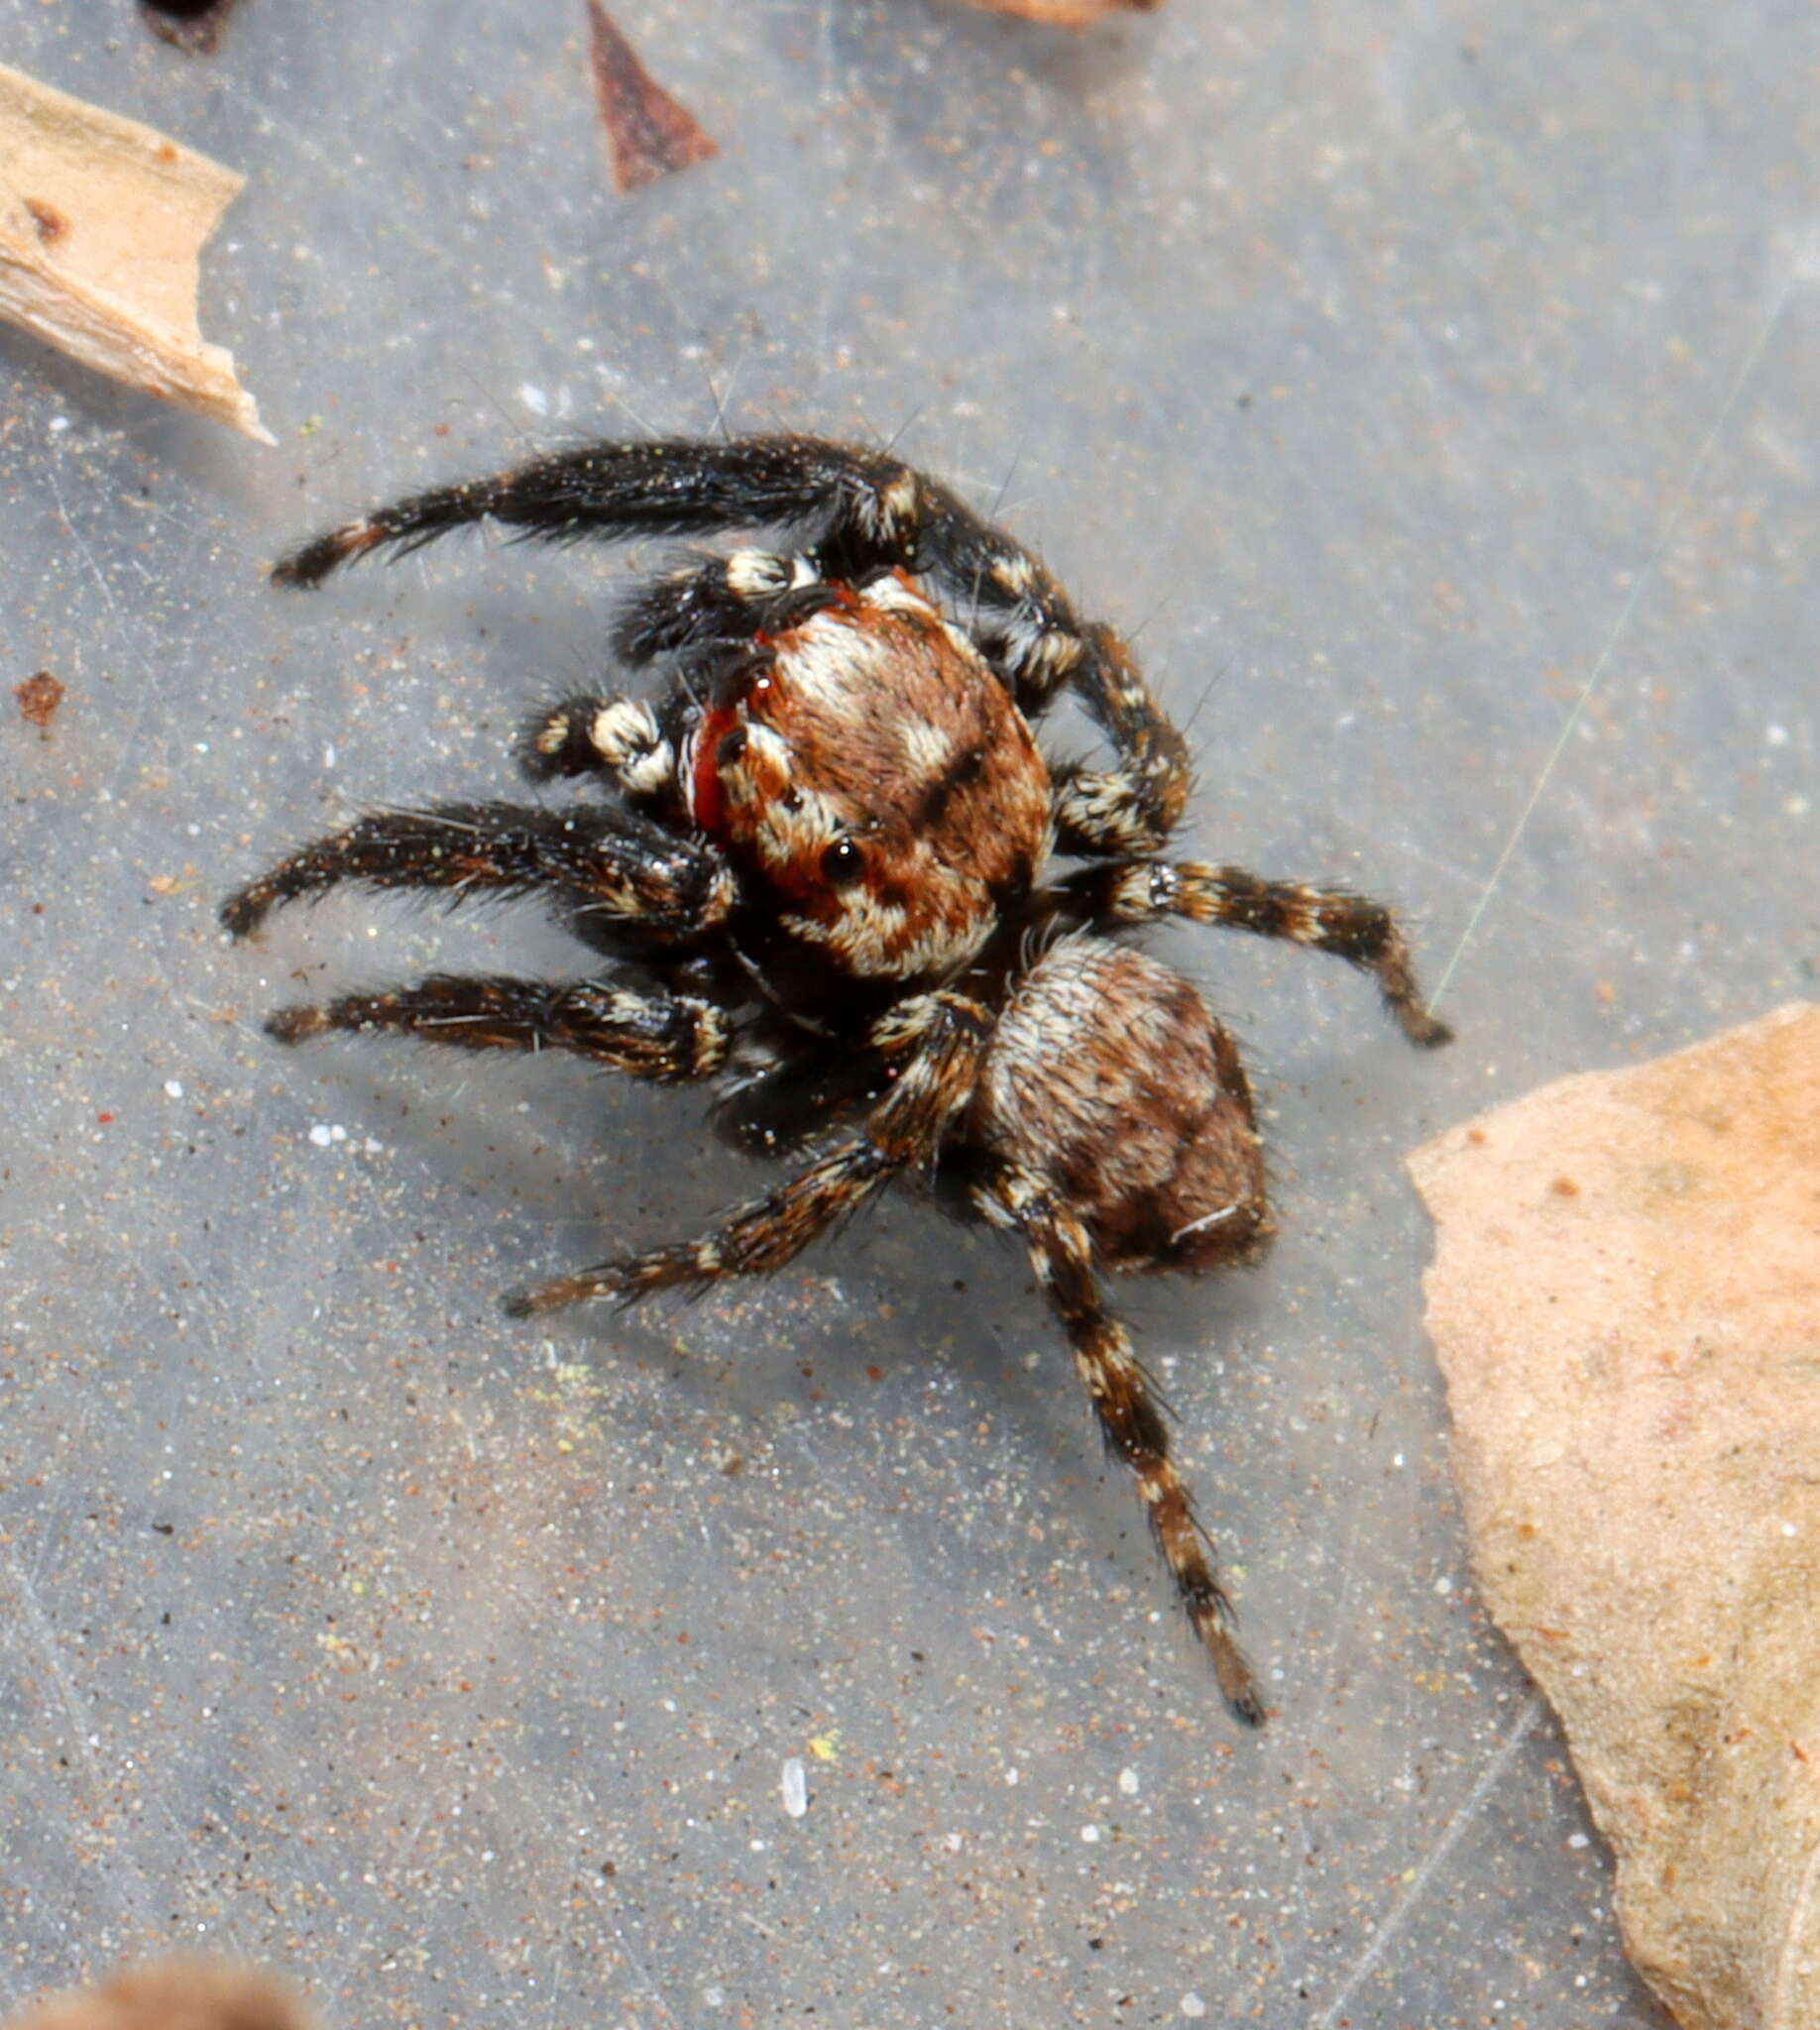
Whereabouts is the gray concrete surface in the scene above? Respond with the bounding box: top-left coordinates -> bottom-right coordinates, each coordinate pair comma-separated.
3,2 -> 1814,2024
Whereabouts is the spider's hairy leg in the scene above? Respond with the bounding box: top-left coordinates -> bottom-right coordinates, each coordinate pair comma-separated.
265,426 -> 1193,844
503,989 -> 991,1316
268,436 -> 915,589
505,1139 -> 890,1319
267,974 -> 731,1081
610,550 -> 828,666
219,802 -> 733,944
1042,624 -> 1194,856
978,1167 -> 1264,1727
1062,858 -> 1453,1048
867,476 -> 1193,852
516,693 -> 677,799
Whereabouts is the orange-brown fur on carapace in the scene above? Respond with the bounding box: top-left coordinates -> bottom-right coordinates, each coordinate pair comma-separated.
687,571 -> 1052,982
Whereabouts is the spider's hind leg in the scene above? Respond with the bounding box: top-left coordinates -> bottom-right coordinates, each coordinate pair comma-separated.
975,1164 -> 1264,1727
505,989 -> 990,1314
1061,858 -> 1452,1048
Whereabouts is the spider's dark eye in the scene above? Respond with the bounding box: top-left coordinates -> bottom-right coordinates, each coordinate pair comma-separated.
716,726 -> 747,768
820,838 -> 866,887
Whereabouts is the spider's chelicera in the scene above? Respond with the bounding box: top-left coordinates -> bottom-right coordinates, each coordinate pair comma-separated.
223,434 -> 1450,1725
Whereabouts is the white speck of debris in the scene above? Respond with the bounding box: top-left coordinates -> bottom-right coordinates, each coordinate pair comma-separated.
1783,1522 -> 1799,1536
323,742 -> 336,769
49,414 -> 70,433
1080,1823 -> 1101,1844
1392,1452 -> 1406,1468
945,1832 -> 963,1853
1180,1995 -> 1206,2019
1435,1575 -> 1454,1596
1004,1768 -> 1019,1785
364,1137 -> 384,1154
701,1988 -> 725,2010
519,382 -> 550,416
1567,1832 -> 1590,1849
307,1124 -> 334,1148
164,1079 -> 184,1099
781,1757 -> 809,1819
1117,1767 -> 1139,1796
1767,723 -> 1790,745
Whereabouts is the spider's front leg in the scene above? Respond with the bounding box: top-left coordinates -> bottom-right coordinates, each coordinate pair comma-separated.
520,547 -> 832,781
822,459 -> 1194,855
1060,858 -> 1453,1047
975,1165 -> 1264,1727
265,429 -> 1191,852
503,989 -> 991,1316
267,436 -> 910,588
515,692 -> 680,800
266,974 -> 731,1083
220,801 -> 734,947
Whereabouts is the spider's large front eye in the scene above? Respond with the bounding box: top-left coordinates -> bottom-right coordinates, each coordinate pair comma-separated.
820,838 -> 866,887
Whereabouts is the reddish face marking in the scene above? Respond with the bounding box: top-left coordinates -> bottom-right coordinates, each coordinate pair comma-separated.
689,702 -> 736,837
686,577 -> 1053,982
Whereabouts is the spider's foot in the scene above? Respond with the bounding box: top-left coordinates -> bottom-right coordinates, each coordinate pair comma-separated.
219,880 -> 277,940
1202,1621 -> 1267,1728
1188,1583 -> 1267,1727
1399,1002 -> 1454,1050
266,1004 -> 331,1045
501,1277 -> 587,1319
271,519 -> 389,589
1221,1668 -> 1268,1730
503,1256 -> 661,1314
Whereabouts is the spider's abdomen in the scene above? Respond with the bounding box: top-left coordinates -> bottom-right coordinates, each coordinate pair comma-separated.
688,573 -> 1053,985
974,942 -> 1273,1274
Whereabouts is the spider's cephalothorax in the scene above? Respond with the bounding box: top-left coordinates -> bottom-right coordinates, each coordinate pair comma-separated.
224,434 -> 1450,1725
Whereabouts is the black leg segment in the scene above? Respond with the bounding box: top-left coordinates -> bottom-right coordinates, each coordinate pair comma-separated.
220,802 -> 734,945
267,974 -> 731,1081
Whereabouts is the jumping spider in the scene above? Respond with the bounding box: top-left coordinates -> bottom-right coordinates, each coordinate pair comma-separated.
223,434 -> 1450,1725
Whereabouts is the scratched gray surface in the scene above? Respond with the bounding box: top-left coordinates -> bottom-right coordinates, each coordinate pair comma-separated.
2,2 -> 1815,2024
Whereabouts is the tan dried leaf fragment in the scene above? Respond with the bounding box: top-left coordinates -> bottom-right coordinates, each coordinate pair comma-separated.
0,62 -> 270,442
7,1962 -> 312,2030
948,0 -> 1160,25
1410,1003 -> 1820,2030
